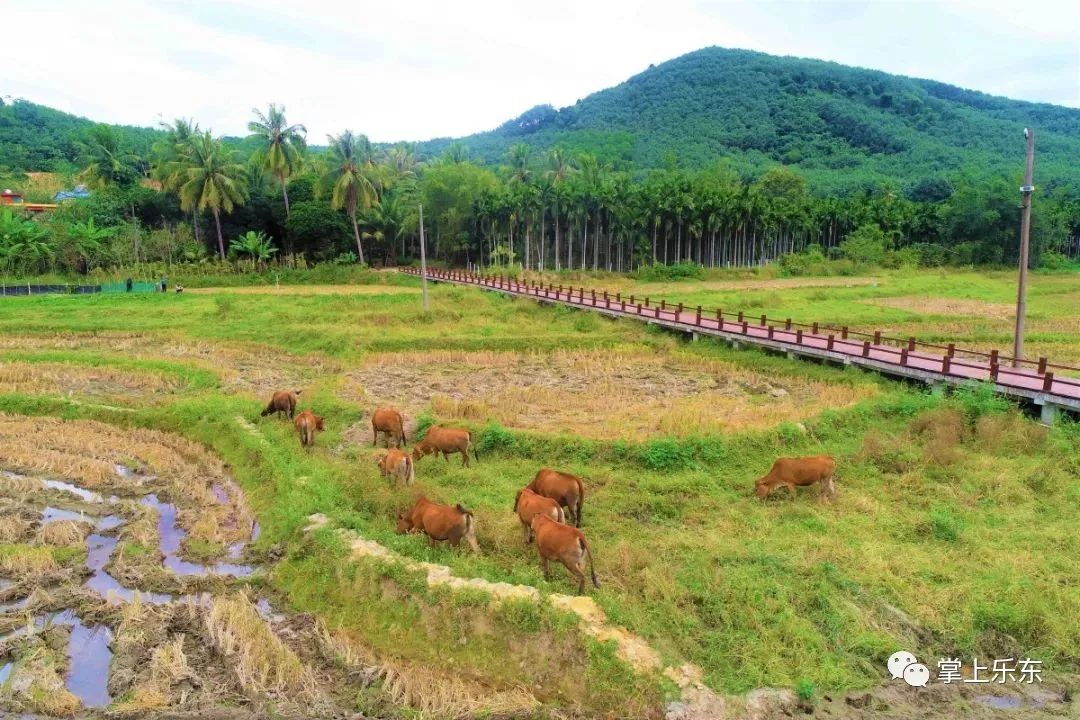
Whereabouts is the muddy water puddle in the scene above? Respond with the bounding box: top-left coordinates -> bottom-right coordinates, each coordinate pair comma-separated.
2,470 -> 271,715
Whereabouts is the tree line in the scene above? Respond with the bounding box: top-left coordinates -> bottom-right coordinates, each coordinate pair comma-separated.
2,105 -> 1078,277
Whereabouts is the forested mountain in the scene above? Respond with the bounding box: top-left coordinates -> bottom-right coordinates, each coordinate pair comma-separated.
415,47 -> 1080,193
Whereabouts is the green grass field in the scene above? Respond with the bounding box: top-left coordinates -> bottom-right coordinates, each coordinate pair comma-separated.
0,268 -> 1076,717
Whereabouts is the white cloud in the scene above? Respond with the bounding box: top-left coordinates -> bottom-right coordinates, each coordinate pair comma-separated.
2,0 -> 1076,143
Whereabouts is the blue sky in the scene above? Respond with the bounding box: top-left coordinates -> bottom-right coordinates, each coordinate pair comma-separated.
2,0 -> 1076,142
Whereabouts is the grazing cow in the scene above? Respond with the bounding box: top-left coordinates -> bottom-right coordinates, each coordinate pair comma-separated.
372,407 -> 407,448
261,389 -> 302,419
374,448 -> 415,485
294,409 -> 325,449
395,496 -> 479,552
530,514 -> 600,594
527,469 -> 585,527
411,426 -> 477,467
754,455 -> 837,501
513,487 -> 565,544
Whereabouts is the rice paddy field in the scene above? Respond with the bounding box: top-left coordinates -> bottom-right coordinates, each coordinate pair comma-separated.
0,267 -> 1077,719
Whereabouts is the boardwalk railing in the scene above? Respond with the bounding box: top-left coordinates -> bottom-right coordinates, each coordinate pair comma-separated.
400,268 -> 1080,413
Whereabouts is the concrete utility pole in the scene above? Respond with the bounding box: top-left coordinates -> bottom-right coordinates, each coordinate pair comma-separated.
418,204 -> 429,313
1012,128 -> 1036,368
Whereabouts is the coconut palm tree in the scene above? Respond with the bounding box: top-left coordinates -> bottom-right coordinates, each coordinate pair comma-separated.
247,104 -> 306,217
79,124 -> 139,188
177,132 -> 247,261
66,218 -> 115,273
322,130 -> 380,265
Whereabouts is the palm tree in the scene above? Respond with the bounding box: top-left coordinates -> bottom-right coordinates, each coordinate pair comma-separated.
79,125 -> 139,188
177,132 -> 247,261
506,143 -> 532,184
0,209 -> 54,274
248,104 -> 306,217
545,149 -> 575,270
322,130 -> 380,265
363,190 -> 409,264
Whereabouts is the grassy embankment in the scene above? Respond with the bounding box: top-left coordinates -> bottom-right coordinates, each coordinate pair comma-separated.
0,269 -> 1076,715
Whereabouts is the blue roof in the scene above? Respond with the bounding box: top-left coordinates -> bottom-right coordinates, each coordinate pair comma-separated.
54,185 -> 92,201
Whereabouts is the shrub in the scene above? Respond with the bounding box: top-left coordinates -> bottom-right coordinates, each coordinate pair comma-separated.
414,409 -> 436,440
953,382 -> 1011,420
633,262 -> 705,281
839,224 -> 889,266
638,438 -> 694,471
856,430 -> 918,473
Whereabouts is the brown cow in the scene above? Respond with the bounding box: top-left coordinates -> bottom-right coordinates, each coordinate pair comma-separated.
411,426 -> 477,467
754,455 -> 837,501
527,469 -> 585,527
513,487 -> 565,544
374,448 -> 415,485
530,514 -> 600,594
261,389 -> 302,419
395,496 -> 479,552
294,409 -> 325,449
372,407 -> 407,448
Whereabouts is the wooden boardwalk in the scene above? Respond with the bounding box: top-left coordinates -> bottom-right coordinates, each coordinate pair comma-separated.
401,268 -> 1080,423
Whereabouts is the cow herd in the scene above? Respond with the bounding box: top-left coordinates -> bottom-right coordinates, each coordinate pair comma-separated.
261,389 -> 838,594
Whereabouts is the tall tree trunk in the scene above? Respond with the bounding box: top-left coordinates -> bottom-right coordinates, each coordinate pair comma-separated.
282,178 -> 291,217
213,209 -> 225,261
652,221 -> 657,264
540,208 -> 546,272
351,211 -> 365,265
554,199 -> 561,271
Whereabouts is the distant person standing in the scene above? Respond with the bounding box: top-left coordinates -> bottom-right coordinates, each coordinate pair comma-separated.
125,278 -> 133,293
160,276 -> 168,293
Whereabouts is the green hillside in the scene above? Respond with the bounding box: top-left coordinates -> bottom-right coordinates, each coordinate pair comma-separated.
416,47 -> 1080,192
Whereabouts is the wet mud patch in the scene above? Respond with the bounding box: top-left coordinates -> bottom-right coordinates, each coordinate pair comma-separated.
345,349 -> 875,440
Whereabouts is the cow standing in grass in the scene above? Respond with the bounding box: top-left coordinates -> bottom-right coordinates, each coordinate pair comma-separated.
527,469 -> 585,526
411,426 -> 477,467
513,487 -> 565,544
754,455 -> 836,502
530,514 -> 600,594
375,448 -> 415,485
261,389 -> 302,419
294,409 -> 325,449
372,407 -> 407,448
396,496 -> 479,552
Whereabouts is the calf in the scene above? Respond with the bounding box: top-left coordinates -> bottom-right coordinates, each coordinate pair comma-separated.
754,455 -> 836,502
530,514 -> 599,594
294,409 -> 325,449
261,389 -> 302,419
374,448 -> 415,485
411,426 -> 477,467
371,407 -> 407,448
513,487 -> 565,544
527,469 -> 585,527
396,496 -> 479,552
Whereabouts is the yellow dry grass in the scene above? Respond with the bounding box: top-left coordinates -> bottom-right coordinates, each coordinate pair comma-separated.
188,284 -> 419,296
0,361 -> 177,400
0,333 -> 339,394
318,623 -> 540,719
0,544 -> 59,576
8,646 -> 80,717
863,295 -> 1016,320
34,519 -> 92,546
205,592 -> 317,699
0,414 -> 254,546
351,349 -> 875,440
0,515 -> 31,543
